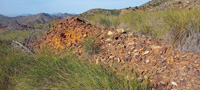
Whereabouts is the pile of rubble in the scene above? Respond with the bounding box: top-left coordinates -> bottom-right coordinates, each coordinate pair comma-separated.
93,31 -> 200,90
29,17 -> 112,54
30,17 -> 200,90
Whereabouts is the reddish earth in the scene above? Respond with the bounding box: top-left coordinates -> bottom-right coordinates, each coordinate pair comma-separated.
29,17 -> 113,54
0,26 -> 7,29
30,17 -> 200,90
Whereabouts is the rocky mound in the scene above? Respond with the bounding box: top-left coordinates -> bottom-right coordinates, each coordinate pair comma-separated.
30,17 -> 200,90
92,32 -> 200,90
29,17 -> 114,54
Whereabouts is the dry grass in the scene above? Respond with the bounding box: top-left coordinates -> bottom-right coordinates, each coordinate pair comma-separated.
0,29 -> 149,90
88,9 -> 200,53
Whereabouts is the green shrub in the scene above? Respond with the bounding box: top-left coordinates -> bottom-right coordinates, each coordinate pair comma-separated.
163,9 -> 200,45
0,29 -> 48,46
83,36 -> 100,58
88,9 -> 200,49
0,30 -> 29,42
89,14 -> 112,27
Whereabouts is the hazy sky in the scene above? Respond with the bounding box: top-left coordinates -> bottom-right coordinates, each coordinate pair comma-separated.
0,0 -> 151,17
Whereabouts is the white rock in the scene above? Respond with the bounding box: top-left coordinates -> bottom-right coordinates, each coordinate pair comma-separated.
107,31 -> 114,36
179,78 -> 184,81
96,59 -> 100,64
118,58 -> 121,62
151,45 -> 161,49
145,59 -> 150,63
171,82 -> 178,86
128,42 -> 135,46
142,51 -> 150,55
134,49 -> 138,52
106,38 -> 112,41
117,28 -> 125,34
109,56 -> 115,59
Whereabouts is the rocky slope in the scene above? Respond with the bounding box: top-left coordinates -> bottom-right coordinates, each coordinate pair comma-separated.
117,0 -> 200,14
29,17 -> 200,90
93,31 -> 200,90
79,0 -> 200,19
140,0 -> 200,11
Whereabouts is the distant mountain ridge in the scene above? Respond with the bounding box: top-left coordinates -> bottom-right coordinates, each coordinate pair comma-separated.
17,14 -> 32,17
0,14 -> 5,17
0,13 -> 76,29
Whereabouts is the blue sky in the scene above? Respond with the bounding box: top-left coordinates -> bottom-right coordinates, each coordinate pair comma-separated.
0,0 -> 151,17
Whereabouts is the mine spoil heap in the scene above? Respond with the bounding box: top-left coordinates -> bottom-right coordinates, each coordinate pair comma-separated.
30,17 -> 200,90
29,17 -> 114,54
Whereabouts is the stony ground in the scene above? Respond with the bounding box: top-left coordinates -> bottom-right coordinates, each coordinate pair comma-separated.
30,17 -> 200,90
140,0 -> 200,12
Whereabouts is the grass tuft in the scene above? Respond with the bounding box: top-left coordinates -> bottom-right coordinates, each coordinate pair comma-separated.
83,36 -> 100,58
0,30 -> 149,90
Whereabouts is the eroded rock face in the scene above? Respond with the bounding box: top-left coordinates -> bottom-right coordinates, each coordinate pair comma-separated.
30,17 -> 200,90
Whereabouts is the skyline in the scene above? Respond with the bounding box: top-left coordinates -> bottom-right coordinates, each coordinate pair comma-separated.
0,0 -> 151,17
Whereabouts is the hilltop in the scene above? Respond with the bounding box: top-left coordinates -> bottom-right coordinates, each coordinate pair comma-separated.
78,8 -> 121,19
79,0 -> 200,19
140,0 -> 200,11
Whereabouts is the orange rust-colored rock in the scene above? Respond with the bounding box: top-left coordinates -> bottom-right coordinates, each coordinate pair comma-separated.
92,32 -> 200,90
29,17 -> 115,54
30,17 -> 200,90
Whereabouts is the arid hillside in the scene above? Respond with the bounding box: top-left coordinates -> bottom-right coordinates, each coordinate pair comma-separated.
30,17 -> 200,90
140,0 -> 200,11
1,0 -> 200,89
79,0 -> 200,19
78,8 -> 121,19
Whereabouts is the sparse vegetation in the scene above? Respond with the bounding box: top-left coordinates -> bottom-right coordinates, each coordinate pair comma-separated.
88,9 -> 200,53
78,9 -> 121,19
0,29 -> 48,47
89,15 -> 114,27
0,30 -> 149,90
83,36 -> 100,58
